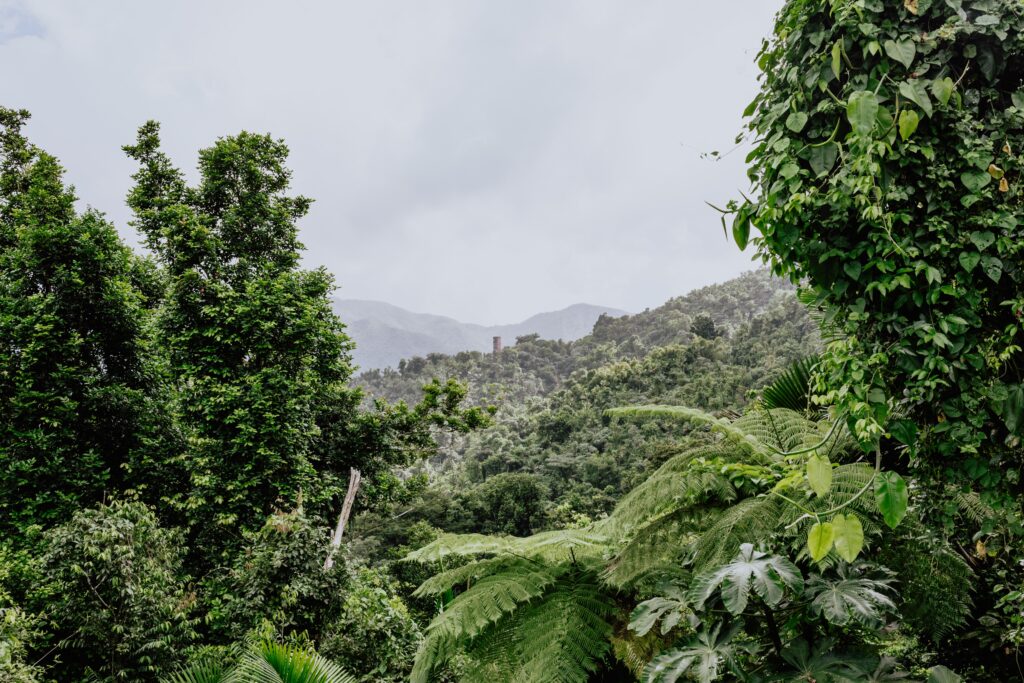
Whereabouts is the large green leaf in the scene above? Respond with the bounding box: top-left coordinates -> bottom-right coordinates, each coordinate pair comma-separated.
807,522 -> 835,561
927,665 -> 962,683
847,91 -> 879,134
884,39 -> 916,68
874,472 -> 908,529
689,543 -> 803,615
629,594 -> 691,637
899,80 -> 933,117
806,564 -> 895,627
898,109 -> 919,141
807,453 -> 832,497
643,623 -> 749,683
831,513 -> 864,562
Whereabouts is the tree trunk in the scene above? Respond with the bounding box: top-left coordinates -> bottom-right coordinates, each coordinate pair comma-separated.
324,467 -> 361,570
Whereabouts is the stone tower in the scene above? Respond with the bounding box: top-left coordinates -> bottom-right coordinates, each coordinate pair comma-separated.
492,336 -> 502,354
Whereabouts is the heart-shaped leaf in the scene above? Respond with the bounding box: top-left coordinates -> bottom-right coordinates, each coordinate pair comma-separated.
969,231 -> 995,251
832,514 -> 864,562
898,109 -> 919,141
807,453 -> 833,497
899,80 -> 933,117
932,77 -> 955,105
981,255 -> 1002,282
959,251 -> 980,272
875,472 -> 908,529
889,418 -> 918,445
786,111 -> 809,133
847,91 -> 879,134
808,142 -> 839,177
808,522 -> 835,561
884,39 -> 916,69
961,169 -> 991,191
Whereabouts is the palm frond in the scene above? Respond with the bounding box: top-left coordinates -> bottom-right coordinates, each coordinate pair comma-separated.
238,642 -> 357,683
761,357 -> 818,413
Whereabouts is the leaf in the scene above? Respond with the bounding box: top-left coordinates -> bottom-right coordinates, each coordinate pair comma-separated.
884,39 -> 916,69
960,169 -> 991,191
1000,384 -> 1024,436
969,231 -> 995,251
898,109 -> 919,141
1013,91 -> 1024,110
732,209 -> 751,251
831,40 -> 842,80
807,453 -> 832,497
958,251 -> 980,272
689,543 -> 803,615
806,564 -> 895,626
786,111 -> 809,133
927,665 -> 962,683
644,623 -> 747,683
889,419 -> 917,445
843,261 -> 862,281
808,142 -> 838,177
847,91 -> 879,134
987,164 -> 1004,179
981,255 -> 1002,282
875,472 -> 908,529
899,80 -> 933,117
831,514 -> 864,562
807,522 -> 835,562
932,77 -> 955,105
629,596 -> 689,637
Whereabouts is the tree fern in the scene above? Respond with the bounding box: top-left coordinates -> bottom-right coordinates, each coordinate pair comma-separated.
761,356 -> 817,413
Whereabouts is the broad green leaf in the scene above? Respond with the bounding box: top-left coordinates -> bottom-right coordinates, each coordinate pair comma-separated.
874,472 -> 908,529
958,251 -> 980,272
843,261 -> 862,281
898,80 -> 933,117
689,544 -> 803,615
831,514 -> 864,562
884,39 -> 916,69
960,169 -> 991,191
847,91 -> 878,134
807,522 -> 835,561
807,453 -> 832,497
927,665 -> 962,683
981,255 -> 1002,282
732,210 -> 751,251
831,40 -> 842,80
1001,383 -> 1024,436
969,231 -> 995,251
889,419 -> 917,445
932,77 -> 955,105
629,596 -> 690,637
808,142 -> 838,176
898,109 -> 919,141
786,111 -> 808,133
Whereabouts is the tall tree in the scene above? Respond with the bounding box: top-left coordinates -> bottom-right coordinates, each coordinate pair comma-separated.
0,108 -> 156,536
124,122 -> 359,554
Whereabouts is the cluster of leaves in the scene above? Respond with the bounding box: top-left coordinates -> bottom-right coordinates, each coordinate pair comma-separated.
733,0 -> 1024,492
405,396 -> 974,681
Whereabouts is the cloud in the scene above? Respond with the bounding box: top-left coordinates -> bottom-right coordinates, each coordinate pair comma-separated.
0,0 -> 778,324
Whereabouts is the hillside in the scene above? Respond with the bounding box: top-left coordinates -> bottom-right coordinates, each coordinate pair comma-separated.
334,299 -> 629,370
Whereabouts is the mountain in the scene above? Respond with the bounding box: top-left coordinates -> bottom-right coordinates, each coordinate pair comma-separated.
333,299 -> 629,370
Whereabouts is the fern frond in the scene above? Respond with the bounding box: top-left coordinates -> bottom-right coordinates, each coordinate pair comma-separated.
411,563 -> 566,682
689,497 -> 785,573
889,539 -> 973,642
604,509 -> 701,589
606,406 -> 766,456
464,571 -> 614,683
413,556 -> 532,598
407,534 -> 517,563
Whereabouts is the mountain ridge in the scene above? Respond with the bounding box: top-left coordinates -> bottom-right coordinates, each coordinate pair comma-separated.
334,299 -> 629,370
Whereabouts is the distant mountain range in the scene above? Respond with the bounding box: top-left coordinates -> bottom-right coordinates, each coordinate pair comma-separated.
333,299 -> 629,370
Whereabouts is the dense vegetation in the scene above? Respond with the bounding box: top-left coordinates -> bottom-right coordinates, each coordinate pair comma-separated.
3,0 -> 1023,680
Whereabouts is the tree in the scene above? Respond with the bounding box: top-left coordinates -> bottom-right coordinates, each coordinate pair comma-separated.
0,108 -> 159,537
42,501 -> 196,682
734,0 -> 1024,487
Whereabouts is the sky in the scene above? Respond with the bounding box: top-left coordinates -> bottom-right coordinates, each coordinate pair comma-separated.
0,0 -> 780,325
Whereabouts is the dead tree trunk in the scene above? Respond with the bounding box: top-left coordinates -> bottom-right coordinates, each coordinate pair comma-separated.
324,467 -> 361,570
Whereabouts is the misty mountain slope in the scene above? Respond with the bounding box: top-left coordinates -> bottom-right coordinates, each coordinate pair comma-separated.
334,299 -> 628,370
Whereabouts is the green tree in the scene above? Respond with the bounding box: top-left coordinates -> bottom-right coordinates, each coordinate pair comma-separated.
735,0 -> 1024,485
42,501 -> 196,682
0,108 -> 159,537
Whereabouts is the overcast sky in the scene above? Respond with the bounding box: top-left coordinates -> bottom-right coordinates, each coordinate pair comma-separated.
1,1 -> 779,324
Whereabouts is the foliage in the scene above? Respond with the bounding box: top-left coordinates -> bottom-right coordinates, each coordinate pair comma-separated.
42,500 -> 196,682
318,569 -> 421,683
736,0 -> 1024,491
0,107 -> 162,537
212,508 -> 348,642
161,641 -> 356,683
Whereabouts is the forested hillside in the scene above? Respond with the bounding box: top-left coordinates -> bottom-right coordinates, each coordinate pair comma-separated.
335,299 -> 628,370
